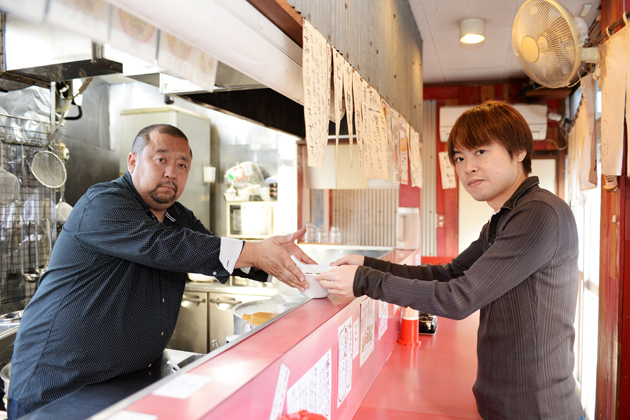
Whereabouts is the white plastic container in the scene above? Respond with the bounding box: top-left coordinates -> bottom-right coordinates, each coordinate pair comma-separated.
396,207 -> 420,250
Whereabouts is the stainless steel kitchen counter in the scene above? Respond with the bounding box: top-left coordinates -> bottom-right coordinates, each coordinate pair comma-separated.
184,277 -> 279,296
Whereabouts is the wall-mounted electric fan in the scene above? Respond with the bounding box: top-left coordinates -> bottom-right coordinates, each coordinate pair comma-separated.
512,0 -> 598,88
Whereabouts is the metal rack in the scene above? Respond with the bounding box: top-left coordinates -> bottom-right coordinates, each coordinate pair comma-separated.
0,117 -> 58,306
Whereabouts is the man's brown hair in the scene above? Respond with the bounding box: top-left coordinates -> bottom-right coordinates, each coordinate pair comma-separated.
447,101 -> 534,175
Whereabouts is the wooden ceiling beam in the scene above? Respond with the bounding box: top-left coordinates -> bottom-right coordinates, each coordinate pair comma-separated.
247,0 -> 303,47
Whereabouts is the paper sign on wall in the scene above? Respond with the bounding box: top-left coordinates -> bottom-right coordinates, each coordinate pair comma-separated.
353,71 -> 365,174
269,364 -> 291,420
378,300 -> 388,340
352,318 -> 360,359
438,151 -> 457,189
363,86 -> 391,180
360,298 -> 375,366
337,317 -> 353,407
302,19 -> 331,170
287,350 -> 332,420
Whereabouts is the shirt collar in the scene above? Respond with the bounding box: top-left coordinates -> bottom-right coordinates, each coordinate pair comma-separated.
118,172 -> 178,223
500,176 -> 540,211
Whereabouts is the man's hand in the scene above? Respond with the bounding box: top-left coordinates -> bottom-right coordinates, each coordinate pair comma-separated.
237,228 -> 316,291
317,265 -> 358,299
330,254 -> 365,266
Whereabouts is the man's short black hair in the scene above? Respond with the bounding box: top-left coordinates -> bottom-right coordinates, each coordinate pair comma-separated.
132,124 -> 190,156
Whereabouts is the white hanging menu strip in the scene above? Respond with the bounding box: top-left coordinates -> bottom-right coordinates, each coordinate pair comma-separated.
390,108 -> 401,183
287,349 -> 332,420
598,25 -> 627,176
364,86 -> 391,180
382,99 -> 400,183
269,364 -> 291,420
332,49 -> 345,159
360,298 -> 375,366
399,116 -> 409,185
337,317 -> 353,408
0,0 -> 47,23
409,127 -> 423,188
343,62 -> 354,168
302,19 -> 331,169
110,7 -> 158,64
151,373 -> 212,400
157,31 -> 218,93
352,71 -> 365,173
438,151 -> 457,189
47,0 -> 111,45
360,78 -> 371,178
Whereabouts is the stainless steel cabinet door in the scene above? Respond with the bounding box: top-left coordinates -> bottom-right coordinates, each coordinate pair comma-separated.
209,293 -> 270,346
167,292 -> 208,353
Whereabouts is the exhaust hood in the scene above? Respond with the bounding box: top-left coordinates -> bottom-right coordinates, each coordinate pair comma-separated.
0,14 -> 122,92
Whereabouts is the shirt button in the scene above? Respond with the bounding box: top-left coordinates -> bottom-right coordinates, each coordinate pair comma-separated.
213,272 -> 217,275
162,298 -> 165,303
161,331 -> 164,336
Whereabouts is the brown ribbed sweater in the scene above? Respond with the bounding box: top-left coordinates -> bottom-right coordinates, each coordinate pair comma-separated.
355,177 -> 584,420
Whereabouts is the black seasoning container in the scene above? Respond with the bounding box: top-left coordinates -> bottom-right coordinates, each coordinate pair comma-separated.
418,312 -> 438,335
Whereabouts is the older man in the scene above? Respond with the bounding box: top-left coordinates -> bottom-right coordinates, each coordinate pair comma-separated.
8,124 -> 314,418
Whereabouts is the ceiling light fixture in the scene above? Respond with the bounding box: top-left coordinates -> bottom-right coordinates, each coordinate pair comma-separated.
460,18 -> 486,44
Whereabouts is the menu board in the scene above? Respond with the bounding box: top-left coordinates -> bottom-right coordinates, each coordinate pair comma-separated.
302,19 -> 332,169
438,151 -> 457,189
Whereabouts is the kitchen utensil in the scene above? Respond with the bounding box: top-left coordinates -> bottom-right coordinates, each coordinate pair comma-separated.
22,219 -> 38,282
40,218 -> 51,269
232,300 -> 283,335
290,254 -> 314,274
56,183 -> 73,223
0,144 -> 20,206
30,144 -> 67,188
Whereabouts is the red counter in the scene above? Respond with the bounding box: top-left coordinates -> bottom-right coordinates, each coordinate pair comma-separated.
94,249 -> 481,420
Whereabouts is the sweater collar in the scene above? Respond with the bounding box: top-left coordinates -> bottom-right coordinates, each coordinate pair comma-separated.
500,176 -> 540,211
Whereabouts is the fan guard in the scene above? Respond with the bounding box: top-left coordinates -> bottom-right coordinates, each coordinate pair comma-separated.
512,0 -> 588,88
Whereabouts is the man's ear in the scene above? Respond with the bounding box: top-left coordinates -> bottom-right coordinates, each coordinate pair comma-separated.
127,152 -> 138,174
515,149 -> 527,163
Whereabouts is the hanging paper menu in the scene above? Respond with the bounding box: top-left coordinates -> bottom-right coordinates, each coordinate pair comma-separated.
352,71 -> 365,173
361,77 -> 370,177
364,86 -> 391,180
399,117 -> 409,185
302,19 -> 332,169
332,49 -> 345,161
409,127 -> 423,188
343,62 -> 354,168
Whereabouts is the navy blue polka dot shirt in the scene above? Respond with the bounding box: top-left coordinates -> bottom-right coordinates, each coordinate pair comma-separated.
8,172 -> 268,412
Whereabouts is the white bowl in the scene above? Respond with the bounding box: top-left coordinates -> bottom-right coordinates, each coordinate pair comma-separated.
302,265 -> 334,298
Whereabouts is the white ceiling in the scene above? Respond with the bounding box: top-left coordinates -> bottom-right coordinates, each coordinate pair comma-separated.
409,0 -> 601,85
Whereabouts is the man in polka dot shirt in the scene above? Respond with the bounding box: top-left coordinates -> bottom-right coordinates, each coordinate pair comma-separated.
7,124 -> 316,418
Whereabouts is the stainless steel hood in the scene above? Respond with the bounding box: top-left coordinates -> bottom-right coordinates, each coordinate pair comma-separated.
0,13 -> 121,92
